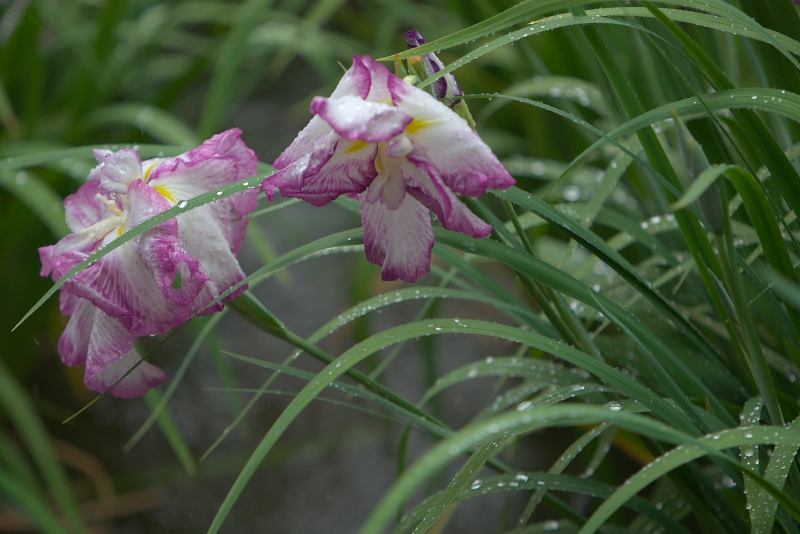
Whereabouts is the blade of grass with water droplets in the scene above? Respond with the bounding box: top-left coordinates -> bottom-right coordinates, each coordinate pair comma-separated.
207,320 -> 691,532
581,426 -> 800,534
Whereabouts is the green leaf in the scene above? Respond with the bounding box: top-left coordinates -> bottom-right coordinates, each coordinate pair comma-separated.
671,164 -> 734,211
144,390 -> 198,476
359,405 -> 720,534
0,360 -> 87,533
208,318 -> 709,533
581,426 -> 800,533
86,103 -> 199,146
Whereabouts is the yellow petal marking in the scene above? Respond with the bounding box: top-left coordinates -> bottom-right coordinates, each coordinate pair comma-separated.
154,185 -> 178,204
143,160 -> 162,182
346,140 -> 369,153
405,118 -> 432,134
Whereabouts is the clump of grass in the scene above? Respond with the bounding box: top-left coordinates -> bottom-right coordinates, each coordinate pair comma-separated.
6,1 -> 800,532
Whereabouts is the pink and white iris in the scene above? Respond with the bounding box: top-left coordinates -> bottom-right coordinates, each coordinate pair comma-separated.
263,55 -> 515,283
39,129 -> 259,397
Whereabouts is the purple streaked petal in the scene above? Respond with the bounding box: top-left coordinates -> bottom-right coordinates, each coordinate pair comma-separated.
359,185 -> 434,283
83,310 -> 166,398
171,205 -> 249,312
274,116 -> 333,171
360,55 -> 392,103
141,229 -> 209,306
312,95 -> 412,143
62,181 -> 196,335
57,296 -> 94,367
330,54 -> 373,100
39,229 -> 107,281
388,75 -> 515,196
403,159 -> 492,238
147,156 -> 259,255
92,149 -> 143,195
176,128 -> 259,179
59,290 -> 80,316
38,245 -> 56,278
267,134 -> 378,206
64,181 -> 112,232
274,57 -> 373,170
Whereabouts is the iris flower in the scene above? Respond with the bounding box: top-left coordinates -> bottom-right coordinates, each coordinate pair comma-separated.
263,55 -> 514,282
39,129 -> 258,397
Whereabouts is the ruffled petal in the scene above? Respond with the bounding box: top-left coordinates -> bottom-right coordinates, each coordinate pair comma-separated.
83,310 -> 167,398
267,133 -> 378,207
359,184 -> 434,283
330,54 -> 373,100
311,95 -> 412,143
39,229 -> 107,281
57,296 -> 95,367
147,156 -> 236,205
172,205 -> 248,312
64,181 -> 113,232
360,55 -> 392,102
91,149 -> 144,195
402,158 -> 492,238
147,155 -> 259,254
388,75 -> 515,196
61,181 -> 197,335
274,56 -> 373,170
38,245 -> 56,278
149,130 -> 257,255
141,227 -> 209,307
176,128 -> 259,180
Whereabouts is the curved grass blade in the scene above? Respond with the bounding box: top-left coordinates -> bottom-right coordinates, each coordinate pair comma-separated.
581,426 -> 800,534
124,313 -> 226,451
568,88 -> 800,181
480,75 -> 612,118
671,164 -> 735,211
386,1 -> 800,71
0,144 -> 183,173
402,471 -> 692,534
514,424 -> 611,530
0,360 -> 88,533
207,318 -> 713,533
198,0 -> 276,137
201,284 -> 549,460
359,405 -> 725,534
476,382 -> 611,422
434,228 -> 743,424
493,187 -> 731,394
0,169 -> 69,238
751,412 -> 800,533
222,353 -> 451,437
404,435 -> 504,533
86,103 -> 199,146
420,357 -> 594,406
